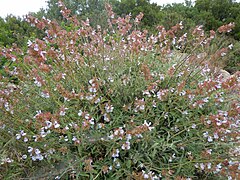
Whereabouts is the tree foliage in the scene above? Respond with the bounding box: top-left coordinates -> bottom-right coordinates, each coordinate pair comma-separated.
0,15 -> 44,48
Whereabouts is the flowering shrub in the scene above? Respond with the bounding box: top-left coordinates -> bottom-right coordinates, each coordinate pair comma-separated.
0,1 -> 239,179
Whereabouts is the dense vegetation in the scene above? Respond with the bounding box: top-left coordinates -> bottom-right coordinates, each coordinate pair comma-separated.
0,0 -> 239,179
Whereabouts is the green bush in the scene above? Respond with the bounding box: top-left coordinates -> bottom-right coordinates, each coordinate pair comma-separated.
0,2 -> 239,179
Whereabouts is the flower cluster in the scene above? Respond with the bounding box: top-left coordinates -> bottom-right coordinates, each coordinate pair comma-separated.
218,22 -> 235,33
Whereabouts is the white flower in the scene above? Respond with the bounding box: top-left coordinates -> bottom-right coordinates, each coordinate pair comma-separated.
206,120 -> 211,124
27,40 -> 32,46
40,128 -> 50,138
207,136 -> 213,142
207,162 -> 212,169
108,77 -> 114,82
143,120 -> 154,131
221,52 -> 226,57
136,134 -> 143,138
103,113 -> 110,122
217,163 -> 222,169
114,127 -> 124,136
228,44 -> 233,49
126,134 -> 132,141
37,154 -> 44,161
34,44 -> 39,51
216,120 -> 222,126
1,158 -> 14,164
105,103 -> 114,113
213,133 -> 219,139
194,163 -> 199,168
31,154 -> 44,161
16,134 -> 21,140
139,104 -> 145,111
54,121 -> 60,128
55,176 -> 60,180
86,94 -> 95,100
60,110 -> 66,116
121,141 -> 130,150
89,118 -> 95,125
191,124 -> 197,129
98,123 -> 104,129
112,149 -> 120,158
35,149 -> 41,155
143,174 -> 149,179
203,131 -> 209,138
206,149 -> 212,154
64,136 -> 68,142
28,147 -> 33,153
200,163 -> 205,170
34,78 -> 42,87
61,73 -> 66,79
164,112 -> 169,119
89,87 -> 97,93
108,134 -> 114,140
40,91 -> 50,98
152,100 -> 157,107
94,97 -> 101,104
45,120 -> 52,129
85,114 -> 90,120
78,110 -> 83,116
47,148 -> 56,154
11,57 -> 16,62
72,136 -> 77,141
22,155 -> 27,159
216,163 -> 222,172
89,79 -> 94,85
